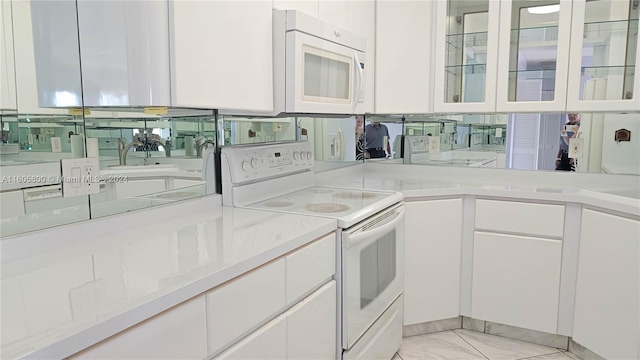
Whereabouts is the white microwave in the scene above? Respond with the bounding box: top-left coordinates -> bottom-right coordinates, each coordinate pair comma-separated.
273,10 -> 367,116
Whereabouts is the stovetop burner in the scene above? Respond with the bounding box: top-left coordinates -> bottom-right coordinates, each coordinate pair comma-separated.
305,203 -> 351,213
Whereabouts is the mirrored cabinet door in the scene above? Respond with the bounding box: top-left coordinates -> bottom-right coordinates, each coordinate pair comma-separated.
496,0 -> 573,112
566,0 -> 640,112
433,0 -> 500,113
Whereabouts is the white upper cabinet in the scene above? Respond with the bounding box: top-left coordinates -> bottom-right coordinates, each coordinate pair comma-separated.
433,0 -> 500,113
319,0 -> 351,30
170,1 -> 272,111
566,0 -> 640,112
1,0 -> 17,110
273,1 -> 319,17
375,0 -> 432,114
496,0 -> 573,112
76,1 -> 171,108
12,0 -> 81,115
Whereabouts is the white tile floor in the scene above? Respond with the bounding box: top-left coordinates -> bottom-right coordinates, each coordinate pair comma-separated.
393,329 -> 581,360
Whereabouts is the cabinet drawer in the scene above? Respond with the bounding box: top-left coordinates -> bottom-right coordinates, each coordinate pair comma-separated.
475,199 -> 564,238
215,314 -> 287,360
286,234 -> 335,303
206,259 -> 285,355
70,296 -> 207,359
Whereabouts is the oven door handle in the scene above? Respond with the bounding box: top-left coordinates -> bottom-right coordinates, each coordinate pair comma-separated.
344,206 -> 404,247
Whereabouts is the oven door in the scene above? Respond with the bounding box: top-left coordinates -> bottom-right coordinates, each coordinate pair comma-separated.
341,203 -> 405,349
285,30 -> 365,114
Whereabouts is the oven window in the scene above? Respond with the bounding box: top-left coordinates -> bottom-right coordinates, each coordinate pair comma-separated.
360,230 -> 396,309
303,51 -> 350,100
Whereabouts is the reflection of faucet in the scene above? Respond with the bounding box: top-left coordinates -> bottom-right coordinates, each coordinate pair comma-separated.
118,139 -> 143,165
148,138 -> 171,158
196,138 -> 214,158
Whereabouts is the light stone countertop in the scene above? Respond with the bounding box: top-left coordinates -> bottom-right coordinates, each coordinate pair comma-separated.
0,196 -> 337,360
316,163 -> 640,217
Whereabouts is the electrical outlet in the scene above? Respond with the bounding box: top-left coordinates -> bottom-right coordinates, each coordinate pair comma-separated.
60,157 -> 100,197
273,123 -> 282,132
69,279 -> 106,321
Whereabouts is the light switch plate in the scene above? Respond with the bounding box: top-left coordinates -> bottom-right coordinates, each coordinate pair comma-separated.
568,138 -> 584,159
60,157 -> 101,197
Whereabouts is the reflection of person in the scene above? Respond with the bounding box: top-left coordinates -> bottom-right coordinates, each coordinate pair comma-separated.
355,116 -> 365,160
365,121 -> 391,158
555,113 -> 581,171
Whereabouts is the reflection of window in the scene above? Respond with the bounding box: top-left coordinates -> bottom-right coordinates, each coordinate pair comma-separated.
53,91 -> 81,107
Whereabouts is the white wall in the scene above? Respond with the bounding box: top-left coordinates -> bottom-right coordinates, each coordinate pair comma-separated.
601,113 -> 640,175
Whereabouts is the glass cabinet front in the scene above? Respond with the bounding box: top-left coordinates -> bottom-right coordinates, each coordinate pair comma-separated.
434,0 -> 500,112
497,0 -> 573,112
567,0 -> 640,111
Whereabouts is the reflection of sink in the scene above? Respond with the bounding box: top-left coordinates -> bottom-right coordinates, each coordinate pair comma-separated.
107,164 -> 178,170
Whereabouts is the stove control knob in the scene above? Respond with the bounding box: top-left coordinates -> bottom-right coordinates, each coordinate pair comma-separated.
293,151 -> 300,161
241,160 -> 251,172
251,158 -> 259,169
306,151 -> 313,160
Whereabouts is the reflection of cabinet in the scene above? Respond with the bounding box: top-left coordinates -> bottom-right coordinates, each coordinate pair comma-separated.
573,209 -> 639,360
0,0 -> 16,110
433,1 -> 500,113
375,1 -> 432,114
471,200 -> 565,334
404,199 -> 462,325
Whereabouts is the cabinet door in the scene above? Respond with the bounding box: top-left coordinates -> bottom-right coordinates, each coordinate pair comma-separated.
375,1 -> 432,114
170,1 -> 273,111
566,0 -> 640,112
76,1 -> 171,107
70,297 -> 208,359
433,0 -> 500,113
573,210 -> 639,360
272,1 -> 319,17
404,199 -> 462,325
286,281 -> 337,360
496,0 -> 573,112
471,231 -> 562,334
215,314 -> 287,360
206,259 -> 286,355
319,0 -> 351,30
285,234 -> 335,304
1,0 -> 17,110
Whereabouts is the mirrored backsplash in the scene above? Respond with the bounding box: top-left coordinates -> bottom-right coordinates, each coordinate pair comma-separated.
370,112 -> 639,175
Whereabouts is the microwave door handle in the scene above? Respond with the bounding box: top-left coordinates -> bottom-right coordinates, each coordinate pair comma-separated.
352,52 -> 363,113
344,206 -> 405,247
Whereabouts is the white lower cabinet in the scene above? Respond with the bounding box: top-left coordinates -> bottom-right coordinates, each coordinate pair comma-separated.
286,281 -> 337,359
206,259 -> 286,355
404,199 -> 462,325
215,314 -> 287,360
572,209 -> 639,360
471,232 -> 562,334
69,296 -> 207,359
215,280 -> 337,360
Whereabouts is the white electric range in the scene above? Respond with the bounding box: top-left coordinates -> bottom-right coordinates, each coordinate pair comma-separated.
221,141 -> 405,360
